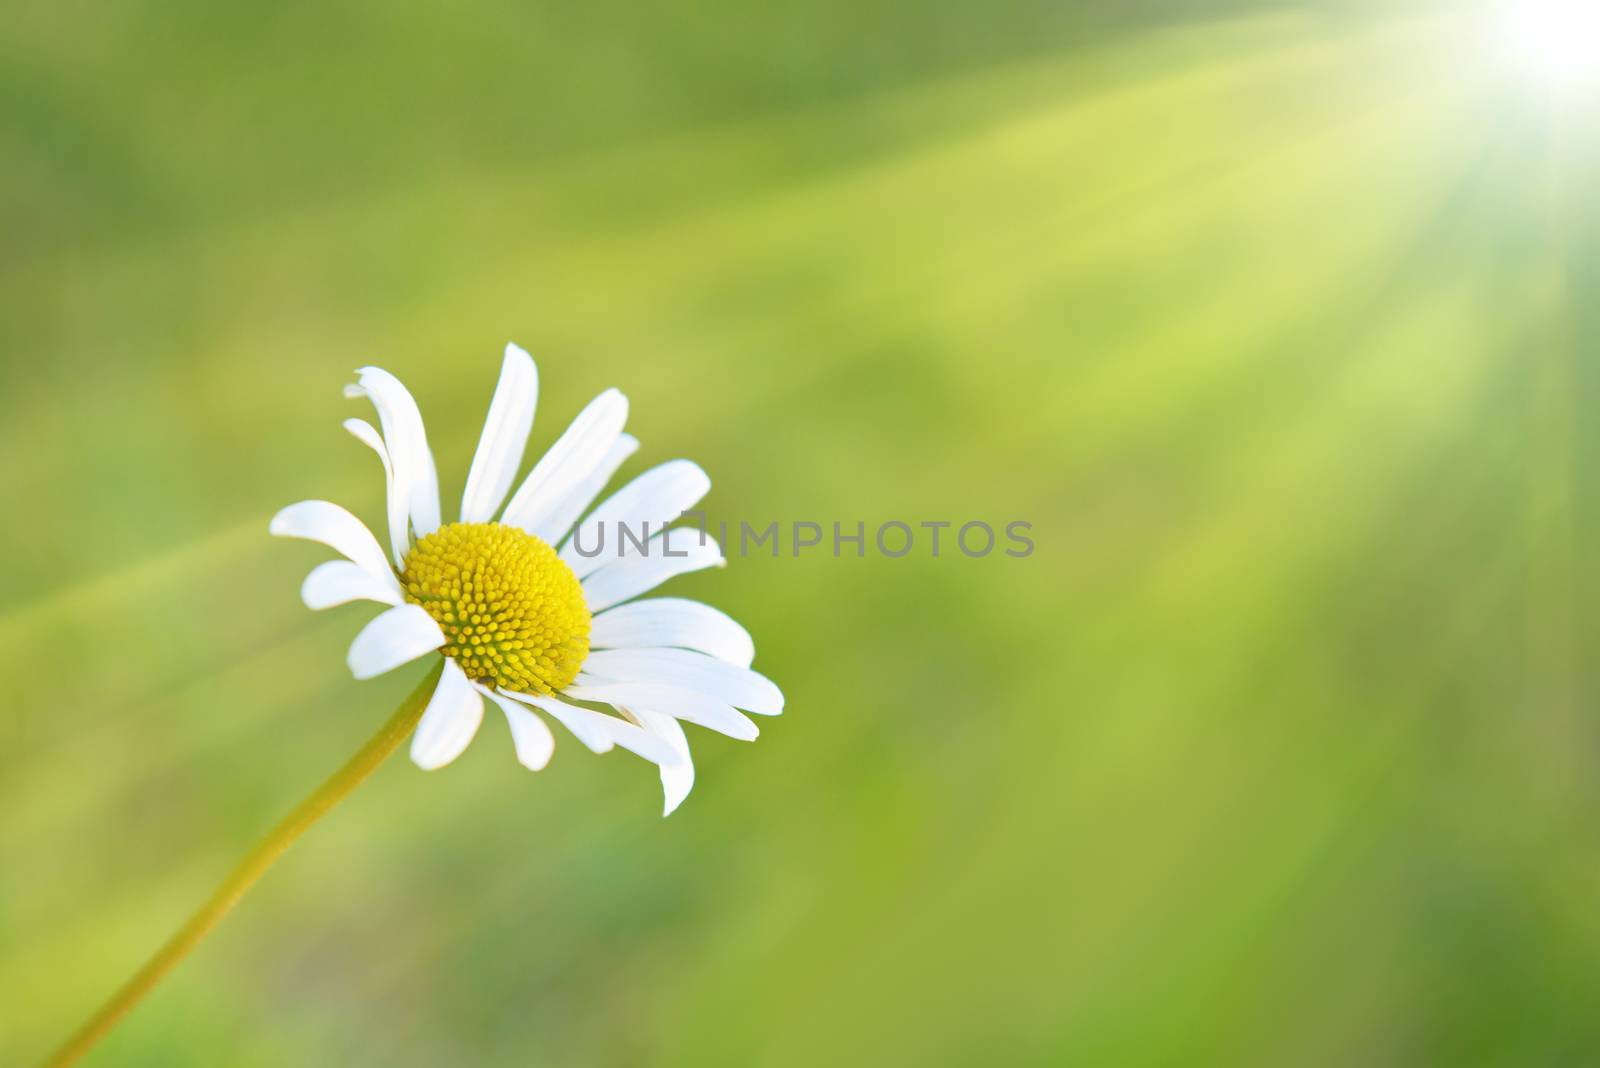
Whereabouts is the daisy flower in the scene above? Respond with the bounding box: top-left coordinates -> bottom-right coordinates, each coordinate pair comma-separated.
269,343 -> 782,815
41,343 -> 782,1067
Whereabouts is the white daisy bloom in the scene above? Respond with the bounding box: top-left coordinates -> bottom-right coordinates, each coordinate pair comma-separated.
271,343 -> 781,815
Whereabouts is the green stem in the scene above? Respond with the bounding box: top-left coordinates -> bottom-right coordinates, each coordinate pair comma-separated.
41,661 -> 443,1068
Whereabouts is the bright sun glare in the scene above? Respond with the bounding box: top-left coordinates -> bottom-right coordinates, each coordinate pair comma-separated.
1497,0 -> 1600,87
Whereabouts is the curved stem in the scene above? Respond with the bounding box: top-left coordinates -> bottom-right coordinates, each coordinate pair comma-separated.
40,661 -> 443,1068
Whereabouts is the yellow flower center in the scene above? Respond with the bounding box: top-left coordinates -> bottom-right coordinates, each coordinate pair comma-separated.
401,521 -> 591,695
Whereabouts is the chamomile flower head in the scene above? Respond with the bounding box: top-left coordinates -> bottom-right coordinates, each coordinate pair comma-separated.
271,344 -> 782,815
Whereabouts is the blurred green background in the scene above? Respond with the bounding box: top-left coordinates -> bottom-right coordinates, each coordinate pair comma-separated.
4,0 -> 1599,1063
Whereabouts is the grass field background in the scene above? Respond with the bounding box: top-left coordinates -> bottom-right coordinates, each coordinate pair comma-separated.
4,1 -> 1599,1063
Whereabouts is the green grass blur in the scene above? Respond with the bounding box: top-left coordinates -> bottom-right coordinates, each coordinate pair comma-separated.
4,0 -> 1599,1063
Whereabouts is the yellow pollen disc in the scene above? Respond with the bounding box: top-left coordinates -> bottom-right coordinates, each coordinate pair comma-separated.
401,521 -> 591,695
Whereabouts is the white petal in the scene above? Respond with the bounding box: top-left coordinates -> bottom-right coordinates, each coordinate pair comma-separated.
530,433 -> 639,546
460,343 -> 539,524
579,537 -> 724,613
345,365 -> 441,542
518,692 -> 611,753
301,560 -> 404,610
346,604 -> 446,680
590,598 -> 755,668
626,707 -> 694,816
501,388 -> 629,535
564,681 -> 758,741
475,684 -> 555,771
269,500 -> 399,589
411,659 -> 484,769
578,648 -> 783,715
596,523 -> 710,570
343,418 -> 409,567
514,692 -> 684,765
560,460 -> 710,578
